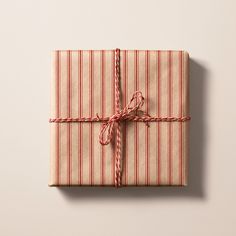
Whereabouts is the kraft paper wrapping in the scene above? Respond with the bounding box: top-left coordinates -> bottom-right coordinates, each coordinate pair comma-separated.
49,50 -> 189,186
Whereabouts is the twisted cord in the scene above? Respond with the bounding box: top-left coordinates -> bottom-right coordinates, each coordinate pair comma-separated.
114,49 -> 122,187
49,115 -> 191,123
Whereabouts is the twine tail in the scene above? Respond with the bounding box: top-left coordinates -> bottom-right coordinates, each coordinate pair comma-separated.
115,122 -> 121,187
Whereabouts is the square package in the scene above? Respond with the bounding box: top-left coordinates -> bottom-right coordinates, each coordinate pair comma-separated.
49,49 -> 190,187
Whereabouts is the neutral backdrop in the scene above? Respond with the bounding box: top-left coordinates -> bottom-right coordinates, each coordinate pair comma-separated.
1,0 -> 236,235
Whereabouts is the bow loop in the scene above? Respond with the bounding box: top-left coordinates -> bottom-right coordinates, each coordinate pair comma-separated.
99,120 -> 115,145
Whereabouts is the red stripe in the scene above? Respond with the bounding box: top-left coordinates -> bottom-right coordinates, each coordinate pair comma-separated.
126,51 -> 128,186
145,51 -> 150,185
78,51 -> 80,184
112,50 -> 115,185
179,51 -> 183,185
134,50 -> 139,185
78,51 -> 81,184
92,51 -> 94,185
157,51 -> 161,185
101,50 -> 106,185
100,52 -> 102,184
168,51 -> 172,185
123,50 -> 128,185
89,51 -> 94,185
67,50 -> 72,185
80,51 -> 83,185
56,51 -> 60,185
89,52 -> 91,185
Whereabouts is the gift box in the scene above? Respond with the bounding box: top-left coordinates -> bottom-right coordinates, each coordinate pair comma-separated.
49,49 -> 190,187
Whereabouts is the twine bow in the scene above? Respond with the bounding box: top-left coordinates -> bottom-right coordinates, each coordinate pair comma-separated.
99,91 -> 147,146
98,90 -> 150,187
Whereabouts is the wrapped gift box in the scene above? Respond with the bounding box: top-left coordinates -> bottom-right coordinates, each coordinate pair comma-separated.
49,49 -> 190,187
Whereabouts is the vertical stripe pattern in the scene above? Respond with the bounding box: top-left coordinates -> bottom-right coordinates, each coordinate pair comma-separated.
50,50 -> 189,186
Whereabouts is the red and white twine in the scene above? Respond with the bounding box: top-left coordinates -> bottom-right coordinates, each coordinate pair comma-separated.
49,48 -> 191,187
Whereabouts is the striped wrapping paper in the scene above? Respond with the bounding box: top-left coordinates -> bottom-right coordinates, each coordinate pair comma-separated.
49,50 -> 190,186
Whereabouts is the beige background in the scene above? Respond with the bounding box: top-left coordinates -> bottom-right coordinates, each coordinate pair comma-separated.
0,0 -> 236,235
